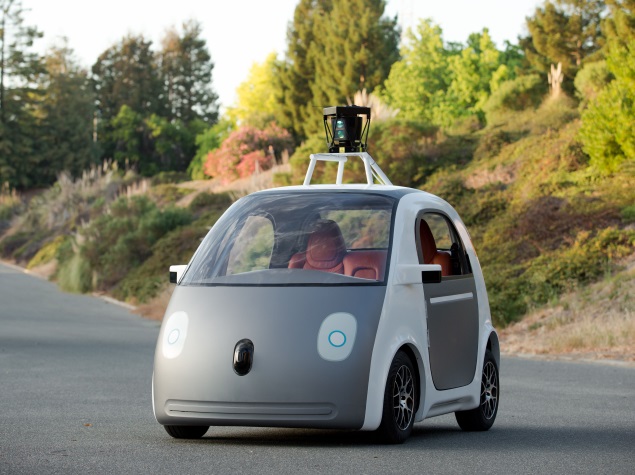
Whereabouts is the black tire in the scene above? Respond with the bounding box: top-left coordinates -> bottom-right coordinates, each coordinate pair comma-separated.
164,425 -> 209,439
455,349 -> 499,431
376,351 -> 417,444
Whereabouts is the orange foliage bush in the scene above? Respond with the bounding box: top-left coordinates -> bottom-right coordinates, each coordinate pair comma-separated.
204,123 -> 293,184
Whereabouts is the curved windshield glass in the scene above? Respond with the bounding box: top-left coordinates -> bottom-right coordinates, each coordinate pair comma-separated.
181,191 -> 396,286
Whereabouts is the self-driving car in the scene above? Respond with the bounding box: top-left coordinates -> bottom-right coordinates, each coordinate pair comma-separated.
153,107 -> 499,444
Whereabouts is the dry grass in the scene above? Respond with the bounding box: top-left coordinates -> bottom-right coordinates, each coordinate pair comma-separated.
0,183 -> 21,208
17,162 -> 122,232
501,253 -> 635,361
120,178 -> 151,199
26,260 -> 58,279
177,162 -> 291,199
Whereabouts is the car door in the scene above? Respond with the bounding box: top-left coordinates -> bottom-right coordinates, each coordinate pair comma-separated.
416,212 -> 479,390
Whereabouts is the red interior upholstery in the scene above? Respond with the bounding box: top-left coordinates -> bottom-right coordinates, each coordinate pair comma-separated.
419,220 -> 452,276
288,220 -> 388,280
288,252 -> 306,269
290,220 -> 346,274
343,250 -> 387,281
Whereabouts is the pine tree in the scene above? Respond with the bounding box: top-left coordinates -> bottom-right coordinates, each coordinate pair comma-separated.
0,0 -> 45,188
522,0 -> 606,87
38,42 -> 98,181
604,0 -> 635,80
277,0 -> 398,139
92,35 -> 165,122
159,20 -> 219,125
309,0 -> 399,135
276,0 -> 333,140
92,35 -> 165,162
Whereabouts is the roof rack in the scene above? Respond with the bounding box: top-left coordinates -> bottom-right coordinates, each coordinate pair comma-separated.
303,152 -> 393,186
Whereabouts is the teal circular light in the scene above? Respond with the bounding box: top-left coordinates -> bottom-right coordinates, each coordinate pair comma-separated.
336,130 -> 346,139
328,330 -> 346,348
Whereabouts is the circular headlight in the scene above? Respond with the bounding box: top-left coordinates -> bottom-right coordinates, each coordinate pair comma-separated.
162,311 -> 188,359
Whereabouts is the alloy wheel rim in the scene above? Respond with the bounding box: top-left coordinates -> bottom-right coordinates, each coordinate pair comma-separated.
392,364 -> 415,430
480,361 -> 498,420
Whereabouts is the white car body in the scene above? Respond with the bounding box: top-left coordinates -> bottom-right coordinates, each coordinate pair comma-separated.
154,153 -> 500,442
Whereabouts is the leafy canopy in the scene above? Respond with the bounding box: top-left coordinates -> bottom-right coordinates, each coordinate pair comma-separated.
227,52 -> 280,127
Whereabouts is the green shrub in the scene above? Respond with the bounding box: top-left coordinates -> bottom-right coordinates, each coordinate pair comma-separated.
488,228 -> 635,325
621,205 -> 635,224
527,228 -> 635,299
446,115 -> 484,135
150,171 -> 189,185
289,134 -> 328,184
27,236 -> 67,269
188,192 -> 232,214
80,196 -> 193,290
574,60 -> 612,104
0,230 -> 50,263
56,249 -> 92,294
531,95 -> 579,133
0,188 -> 23,231
483,264 -> 529,326
147,184 -> 192,207
272,172 -> 292,187
305,119 -> 473,189
473,130 -> 513,161
461,186 -> 509,226
579,80 -> 635,174
0,232 -> 30,259
483,74 -> 546,124
115,223 -> 210,303
424,175 -> 471,209
367,120 -> 439,188
0,204 -> 12,222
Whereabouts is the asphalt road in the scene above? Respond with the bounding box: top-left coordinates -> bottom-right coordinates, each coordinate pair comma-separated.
1,262 -> 634,474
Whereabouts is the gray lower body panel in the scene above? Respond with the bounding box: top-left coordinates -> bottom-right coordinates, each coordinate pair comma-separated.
153,285 -> 385,429
164,400 -> 337,427
424,277 -> 479,390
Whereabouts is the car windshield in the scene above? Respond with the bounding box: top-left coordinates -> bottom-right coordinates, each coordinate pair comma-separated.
180,191 -> 396,286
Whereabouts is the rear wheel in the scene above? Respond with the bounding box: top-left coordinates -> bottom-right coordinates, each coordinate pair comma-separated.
376,351 -> 417,444
164,425 -> 209,439
455,349 -> 499,431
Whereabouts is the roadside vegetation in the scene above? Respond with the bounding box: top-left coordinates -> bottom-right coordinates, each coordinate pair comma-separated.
1,0 -> 634,358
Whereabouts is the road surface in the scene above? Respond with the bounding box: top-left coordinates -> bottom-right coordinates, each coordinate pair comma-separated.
0,263 -> 633,474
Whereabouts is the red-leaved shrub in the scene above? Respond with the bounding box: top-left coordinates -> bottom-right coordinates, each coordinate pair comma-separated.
204,123 -> 293,183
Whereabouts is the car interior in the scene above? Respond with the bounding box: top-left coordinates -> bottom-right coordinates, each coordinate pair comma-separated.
288,219 -> 387,281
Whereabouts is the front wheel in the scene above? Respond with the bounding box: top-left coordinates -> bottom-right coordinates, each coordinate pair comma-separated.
376,351 -> 417,444
164,425 -> 209,439
455,349 -> 499,431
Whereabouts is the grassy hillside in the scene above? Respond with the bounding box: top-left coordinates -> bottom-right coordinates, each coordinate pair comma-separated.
0,95 -> 633,357
423,96 -> 635,327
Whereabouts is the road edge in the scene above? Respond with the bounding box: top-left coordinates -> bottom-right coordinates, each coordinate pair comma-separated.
0,259 -> 138,312
501,351 -> 635,368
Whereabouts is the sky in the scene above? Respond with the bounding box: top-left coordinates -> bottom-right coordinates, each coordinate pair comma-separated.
22,0 -> 542,112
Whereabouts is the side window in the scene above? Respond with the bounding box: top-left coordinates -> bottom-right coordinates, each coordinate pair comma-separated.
226,215 -> 275,275
423,213 -> 452,250
417,212 -> 472,277
321,209 -> 391,249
